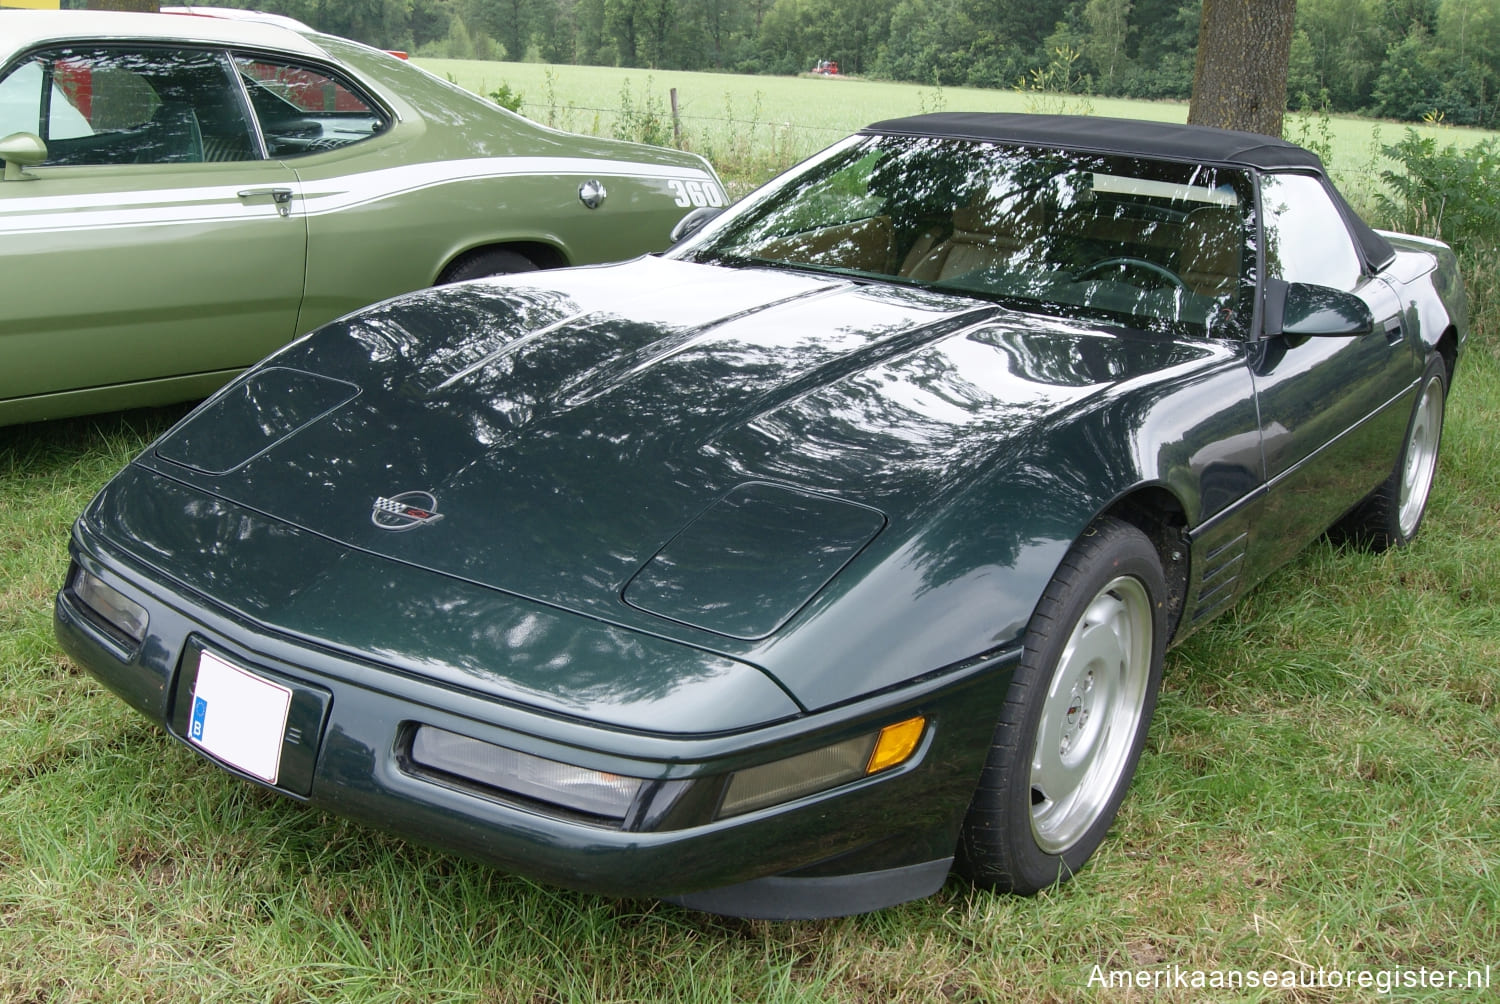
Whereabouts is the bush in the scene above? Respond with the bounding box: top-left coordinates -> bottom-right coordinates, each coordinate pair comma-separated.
612,79 -> 671,147
488,82 -> 524,114
1375,129 -> 1500,250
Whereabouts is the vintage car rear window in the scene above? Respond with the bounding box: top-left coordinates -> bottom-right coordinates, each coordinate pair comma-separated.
691,135 -> 1258,340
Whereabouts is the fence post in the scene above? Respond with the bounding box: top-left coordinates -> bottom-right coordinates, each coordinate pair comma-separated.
670,88 -> 681,147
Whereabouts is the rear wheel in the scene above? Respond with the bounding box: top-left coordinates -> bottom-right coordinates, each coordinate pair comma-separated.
1337,355 -> 1447,551
957,517 -> 1165,893
437,248 -> 539,284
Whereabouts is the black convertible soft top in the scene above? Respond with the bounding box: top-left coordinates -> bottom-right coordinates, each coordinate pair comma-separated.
863,112 -> 1324,170
863,112 -> 1396,271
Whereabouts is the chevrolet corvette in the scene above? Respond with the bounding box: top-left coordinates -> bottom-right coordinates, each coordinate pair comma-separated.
56,113 -> 1465,918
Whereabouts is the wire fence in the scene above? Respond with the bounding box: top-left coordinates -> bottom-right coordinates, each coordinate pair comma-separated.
514,88 -> 845,191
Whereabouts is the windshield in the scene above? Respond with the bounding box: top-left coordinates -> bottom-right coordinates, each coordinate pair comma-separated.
682,134 -> 1257,339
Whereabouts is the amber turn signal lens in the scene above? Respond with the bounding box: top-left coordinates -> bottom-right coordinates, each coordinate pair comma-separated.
866,716 -> 926,774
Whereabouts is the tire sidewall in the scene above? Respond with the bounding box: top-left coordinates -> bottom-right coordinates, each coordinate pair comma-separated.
1390,356 -> 1448,545
438,248 -> 540,284
963,518 -> 1167,892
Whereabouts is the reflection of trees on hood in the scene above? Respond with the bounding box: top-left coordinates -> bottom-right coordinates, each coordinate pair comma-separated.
318,571 -> 743,711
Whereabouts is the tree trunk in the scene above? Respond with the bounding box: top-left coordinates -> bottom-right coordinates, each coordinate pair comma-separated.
1188,0 -> 1297,137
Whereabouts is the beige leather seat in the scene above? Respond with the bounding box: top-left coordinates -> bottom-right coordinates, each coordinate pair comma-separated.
901,196 -> 1046,280
1178,207 -> 1243,296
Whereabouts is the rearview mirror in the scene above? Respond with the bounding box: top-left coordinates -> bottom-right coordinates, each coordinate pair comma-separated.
0,132 -> 47,182
669,206 -> 723,244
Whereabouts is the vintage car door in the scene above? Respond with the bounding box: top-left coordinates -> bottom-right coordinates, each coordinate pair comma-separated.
0,44 -> 305,413
223,51 -> 397,335
1246,171 -> 1420,575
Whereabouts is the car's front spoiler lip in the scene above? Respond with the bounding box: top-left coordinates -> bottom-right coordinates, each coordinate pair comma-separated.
57,524 -> 1019,906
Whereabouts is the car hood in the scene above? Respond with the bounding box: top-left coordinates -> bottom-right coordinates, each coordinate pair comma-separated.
127,256 -> 1215,703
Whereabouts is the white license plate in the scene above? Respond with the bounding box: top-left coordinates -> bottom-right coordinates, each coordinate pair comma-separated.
188,649 -> 292,785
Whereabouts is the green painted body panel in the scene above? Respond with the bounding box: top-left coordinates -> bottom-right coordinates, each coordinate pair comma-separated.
119,255 -> 1249,714
0,159 -> 305,404
0,13 -> 723,425
79,468 -> 805,733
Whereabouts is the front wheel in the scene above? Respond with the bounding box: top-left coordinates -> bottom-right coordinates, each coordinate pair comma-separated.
957,517 -> 1165,894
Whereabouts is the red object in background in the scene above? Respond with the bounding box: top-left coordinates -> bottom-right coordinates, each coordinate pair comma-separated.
53,59 -> 93,120
243,59 -> 370,112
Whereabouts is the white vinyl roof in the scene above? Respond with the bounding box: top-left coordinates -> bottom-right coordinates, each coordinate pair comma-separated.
1,9 -> 329,61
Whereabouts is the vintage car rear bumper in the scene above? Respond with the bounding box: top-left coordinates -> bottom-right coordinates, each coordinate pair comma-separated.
56,527 -> 1014,919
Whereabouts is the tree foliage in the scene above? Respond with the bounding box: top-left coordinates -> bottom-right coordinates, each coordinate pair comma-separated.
1377,128 -> 1500,244
200,0 -> 1500,125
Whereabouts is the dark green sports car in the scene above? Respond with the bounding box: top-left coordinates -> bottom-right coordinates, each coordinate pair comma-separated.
56,114 -> 1466,919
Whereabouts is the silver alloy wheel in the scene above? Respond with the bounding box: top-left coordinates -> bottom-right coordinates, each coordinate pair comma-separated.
1398,373 -> 1444,540
1029,575 -> 1153,854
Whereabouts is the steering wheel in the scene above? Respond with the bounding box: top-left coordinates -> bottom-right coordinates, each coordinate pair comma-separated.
1075,256 -> 1188,292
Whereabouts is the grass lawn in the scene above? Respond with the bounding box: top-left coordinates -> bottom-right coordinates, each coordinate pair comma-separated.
2,67 -> 1498,1002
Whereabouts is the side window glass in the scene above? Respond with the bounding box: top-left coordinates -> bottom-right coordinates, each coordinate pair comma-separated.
0,46 -> 254,167
234,56 -> 387,157
1260,173 -> 1362,291
0,57 -> 97,141
0,59 -> 43,137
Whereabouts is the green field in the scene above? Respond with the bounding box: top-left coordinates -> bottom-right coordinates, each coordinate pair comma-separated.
3,66 -> 1499,1003
421,58 -> 1498,196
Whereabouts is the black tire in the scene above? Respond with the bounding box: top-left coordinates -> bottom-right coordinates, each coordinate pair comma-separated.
956,516 -> 1166,894
1335,354 -> 1447,552
437,248 -> 540,284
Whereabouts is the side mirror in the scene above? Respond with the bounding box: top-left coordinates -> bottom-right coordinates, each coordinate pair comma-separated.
669,206 -> 722,245
1,132 -> 47,182
1263,277 -> 1374,338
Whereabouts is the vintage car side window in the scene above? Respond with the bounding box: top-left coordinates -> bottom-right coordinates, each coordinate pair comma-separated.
233,56 -> 387,157
1259,173 -> 1362,291
0,47 -> 255,166
0,59 -> 44,137
0,57 -> 99,141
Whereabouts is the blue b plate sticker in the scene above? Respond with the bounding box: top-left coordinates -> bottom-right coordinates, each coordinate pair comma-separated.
188,650 -> 293,785
190,696 -> 207,741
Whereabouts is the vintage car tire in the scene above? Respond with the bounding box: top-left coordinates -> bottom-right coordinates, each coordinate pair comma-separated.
956,516 -> 1165,894
437,248 -> 540,284
1338,354 -> 1447,551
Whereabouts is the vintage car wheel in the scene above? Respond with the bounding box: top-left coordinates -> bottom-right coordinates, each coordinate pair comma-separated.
1340,354 -> 1447,551
438,248 -> 540,284
957,517 -> 1165,894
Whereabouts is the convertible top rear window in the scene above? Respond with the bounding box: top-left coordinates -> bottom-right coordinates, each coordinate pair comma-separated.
689,135 -> 1258,340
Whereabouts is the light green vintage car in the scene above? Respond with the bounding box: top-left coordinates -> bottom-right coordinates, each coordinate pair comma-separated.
0,10 -> 726,425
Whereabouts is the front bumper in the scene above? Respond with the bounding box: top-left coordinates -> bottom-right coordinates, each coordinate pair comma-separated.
56,528 -> 1015,919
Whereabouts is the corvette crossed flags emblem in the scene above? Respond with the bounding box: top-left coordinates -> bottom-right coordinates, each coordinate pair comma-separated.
371,490 -> 445,531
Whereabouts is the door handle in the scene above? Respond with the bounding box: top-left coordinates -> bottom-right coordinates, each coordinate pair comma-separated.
1383,317 -> 1403,343
237,187 -> 295,217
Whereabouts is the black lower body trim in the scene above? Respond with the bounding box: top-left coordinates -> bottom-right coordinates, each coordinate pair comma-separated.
666,857 -> 953,920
